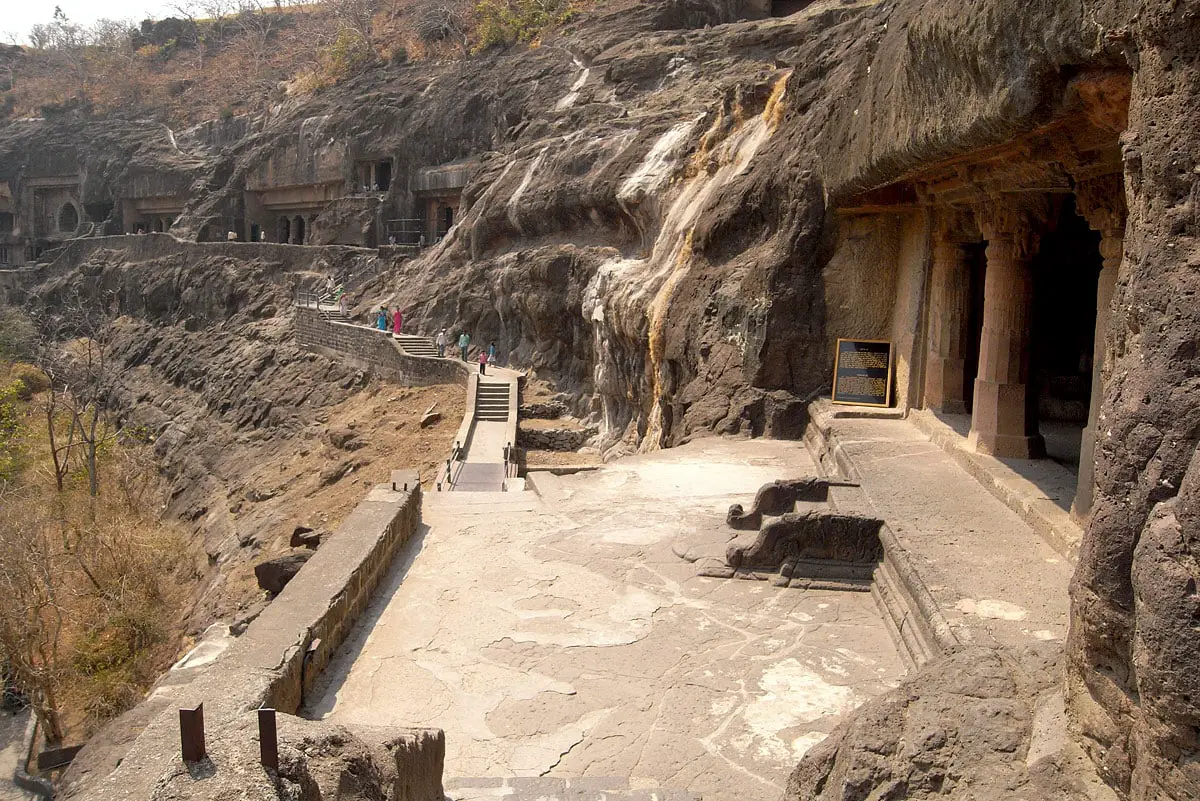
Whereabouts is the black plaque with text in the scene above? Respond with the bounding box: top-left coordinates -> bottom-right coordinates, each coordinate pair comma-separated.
832,339 -> 893,407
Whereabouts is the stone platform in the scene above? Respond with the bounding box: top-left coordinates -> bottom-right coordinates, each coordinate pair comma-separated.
804,403 -> 1074,652
306,440 -> 905,800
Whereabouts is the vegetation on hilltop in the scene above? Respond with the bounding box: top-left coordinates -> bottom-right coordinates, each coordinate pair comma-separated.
0,0 -> 578,126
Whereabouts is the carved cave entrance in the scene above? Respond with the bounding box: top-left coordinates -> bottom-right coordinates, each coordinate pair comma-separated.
845,71 -> 1130,522
1029,196 -> 1103,471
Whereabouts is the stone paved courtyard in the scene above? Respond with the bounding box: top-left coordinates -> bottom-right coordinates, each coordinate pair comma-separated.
309,440 -> 905,800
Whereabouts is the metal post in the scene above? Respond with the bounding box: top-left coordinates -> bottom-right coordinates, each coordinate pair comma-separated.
179,704 -> 206,763
258,708 -> 278,771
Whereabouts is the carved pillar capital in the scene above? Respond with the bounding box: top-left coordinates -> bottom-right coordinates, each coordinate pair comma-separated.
933,208 -> 981,246
976,195 -> 1051,259
1075,174 -> 1127,238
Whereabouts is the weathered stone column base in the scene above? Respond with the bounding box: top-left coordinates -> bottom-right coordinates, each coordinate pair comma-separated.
968,378 -> 1045,459
925,355 -> 968,415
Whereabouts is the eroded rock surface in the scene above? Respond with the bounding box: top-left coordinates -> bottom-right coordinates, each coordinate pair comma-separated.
786,646 -> 1111,801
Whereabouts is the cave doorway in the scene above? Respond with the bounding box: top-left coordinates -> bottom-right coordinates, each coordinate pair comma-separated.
771,0 -> 816,14
440,206 -> 453,238
292,215 -> 305,245
250,223 -> 261,243
58,203 -> 79,233
961,242 -> 987,414
1028,195 -> 1102,474
278,216 -> 290,244
376,161 -> 391,192
153,218 -> 164,233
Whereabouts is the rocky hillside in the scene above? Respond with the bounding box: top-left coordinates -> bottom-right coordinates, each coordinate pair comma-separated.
2,0 -> 1198,798
22,241 -> 463,633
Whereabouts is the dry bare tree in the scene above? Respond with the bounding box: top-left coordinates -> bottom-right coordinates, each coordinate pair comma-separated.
32,291 -> 123,497
0,495 -> 68,743
413,0 -> 471,53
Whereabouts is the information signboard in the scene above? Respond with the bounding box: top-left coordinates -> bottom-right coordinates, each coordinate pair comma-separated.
831,339 -> 893,407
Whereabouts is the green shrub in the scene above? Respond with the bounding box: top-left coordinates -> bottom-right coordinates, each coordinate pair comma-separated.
0,381 -> 25,480
474,0 -> 574,50
10,364 -> 49,395
0,309 -> 37,362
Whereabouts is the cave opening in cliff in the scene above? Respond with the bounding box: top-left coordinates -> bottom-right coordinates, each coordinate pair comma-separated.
57,202 -> 78,233
278,216 -> 290,244
961,242 -> 987,414
771,0 -> 816,15
1028,195 -> 1102,473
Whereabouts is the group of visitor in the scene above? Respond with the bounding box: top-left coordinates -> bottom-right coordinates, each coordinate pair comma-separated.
376,307 -> 404,334
328,278 -> 500,371
429,329 -> 497,373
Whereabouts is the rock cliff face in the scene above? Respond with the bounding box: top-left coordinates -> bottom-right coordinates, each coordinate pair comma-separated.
3,0 -> 1199,798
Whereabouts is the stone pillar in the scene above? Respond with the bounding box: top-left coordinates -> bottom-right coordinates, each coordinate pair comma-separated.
967,199 -> 1047,459
1073,176 -> 1127,520
924,213 -> 977,414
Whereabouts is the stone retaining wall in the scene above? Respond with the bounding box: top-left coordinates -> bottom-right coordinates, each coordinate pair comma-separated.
516,423 -> 597,451
57,472 -> 445,801
295,307 -> 466,386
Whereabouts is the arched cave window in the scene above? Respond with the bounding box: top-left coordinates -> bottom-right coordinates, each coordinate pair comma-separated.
58,203 -> 79,233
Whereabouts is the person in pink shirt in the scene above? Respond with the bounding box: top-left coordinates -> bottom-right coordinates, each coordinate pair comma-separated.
478,348 -> 488,375
392,308 -> 403,334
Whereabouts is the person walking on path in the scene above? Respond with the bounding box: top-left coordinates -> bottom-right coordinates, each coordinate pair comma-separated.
377,308 -> 388,331
458,331 -> 471,361
488,341 -> 496,366
478,348 -> 488,375
436,329 -> 448,358
392,308 -> 403,335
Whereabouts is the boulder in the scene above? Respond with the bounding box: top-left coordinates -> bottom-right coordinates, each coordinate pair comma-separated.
327,425 -> 364,451
290,526 -> 323,549
254,550 -> 313,595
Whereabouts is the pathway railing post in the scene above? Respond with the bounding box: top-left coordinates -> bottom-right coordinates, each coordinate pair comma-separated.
179,703 -> 206,763
258,708 -> 278,771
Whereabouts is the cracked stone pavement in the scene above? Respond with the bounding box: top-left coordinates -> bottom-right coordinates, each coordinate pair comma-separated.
307,439 -> 905,800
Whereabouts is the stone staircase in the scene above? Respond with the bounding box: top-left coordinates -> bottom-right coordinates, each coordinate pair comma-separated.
475,380 -> 511,422
318,304 -> 351,323
444,777 -> 700,801
394,333 -> 440,358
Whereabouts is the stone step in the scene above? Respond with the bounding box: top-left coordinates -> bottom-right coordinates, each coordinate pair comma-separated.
444,777 -> 701,801
395,339 -> 441,357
